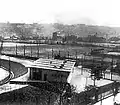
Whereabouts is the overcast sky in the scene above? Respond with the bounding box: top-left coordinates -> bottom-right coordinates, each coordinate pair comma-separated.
0,0 -> 120,27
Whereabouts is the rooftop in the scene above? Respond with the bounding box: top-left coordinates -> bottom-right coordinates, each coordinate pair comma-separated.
28,58 -> 76,72
107,52 -> 120,56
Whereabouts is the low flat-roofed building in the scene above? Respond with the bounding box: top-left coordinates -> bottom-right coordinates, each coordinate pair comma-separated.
26,58 -> 76,83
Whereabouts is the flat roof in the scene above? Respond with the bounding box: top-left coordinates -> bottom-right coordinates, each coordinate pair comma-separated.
87,78 -> 113,87
27,58 -> 76,72
107,52 -> 120,56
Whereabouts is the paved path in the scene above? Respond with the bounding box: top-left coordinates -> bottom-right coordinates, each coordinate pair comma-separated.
0,55 -> 32,79
1,55 -> 34,67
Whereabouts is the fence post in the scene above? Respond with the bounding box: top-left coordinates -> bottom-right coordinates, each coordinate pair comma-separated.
111,55 -> 113,80
59,50 -> 60,56
48,52 -> 49,59
9,57 -> 11,73
37,44 -> 39,58
75,51 -> 77,60
67,51 -> 69,58
52,48 -> 54,58
16,44 -> 17,55
23,45 -> 25,57
59,93 -> 63,105
31,45 -> 32,57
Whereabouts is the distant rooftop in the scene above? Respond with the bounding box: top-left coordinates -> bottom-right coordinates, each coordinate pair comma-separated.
28,58 -> 76,72
107,52 -> 120,56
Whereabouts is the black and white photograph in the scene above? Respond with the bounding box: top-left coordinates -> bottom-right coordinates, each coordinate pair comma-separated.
0,0 -> 120,105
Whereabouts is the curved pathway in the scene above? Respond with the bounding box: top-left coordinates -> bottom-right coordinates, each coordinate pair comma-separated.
0,55 -> 32,94
0,55 -> 32,79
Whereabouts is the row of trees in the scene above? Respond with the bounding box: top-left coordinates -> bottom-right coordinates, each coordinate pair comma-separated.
52,34 -> 107,43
